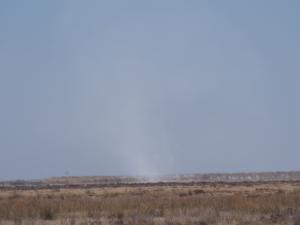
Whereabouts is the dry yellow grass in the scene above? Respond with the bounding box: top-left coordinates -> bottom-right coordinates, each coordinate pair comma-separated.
0,181 -> 300,225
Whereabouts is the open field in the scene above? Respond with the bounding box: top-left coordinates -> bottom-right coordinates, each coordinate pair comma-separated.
1,176 -> 300,225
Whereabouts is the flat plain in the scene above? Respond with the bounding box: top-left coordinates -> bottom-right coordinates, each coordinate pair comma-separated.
1,174 -> 300,225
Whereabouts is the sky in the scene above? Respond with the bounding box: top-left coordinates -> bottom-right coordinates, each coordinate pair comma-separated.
0,0 -> 300,180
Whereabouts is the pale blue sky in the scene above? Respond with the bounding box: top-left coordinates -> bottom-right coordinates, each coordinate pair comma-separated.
0,1 -> 300,180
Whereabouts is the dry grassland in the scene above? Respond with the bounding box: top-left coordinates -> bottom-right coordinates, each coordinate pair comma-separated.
0,181 -> 300,225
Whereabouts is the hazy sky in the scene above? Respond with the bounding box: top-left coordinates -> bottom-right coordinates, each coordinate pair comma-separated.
0,1 -> 300,180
